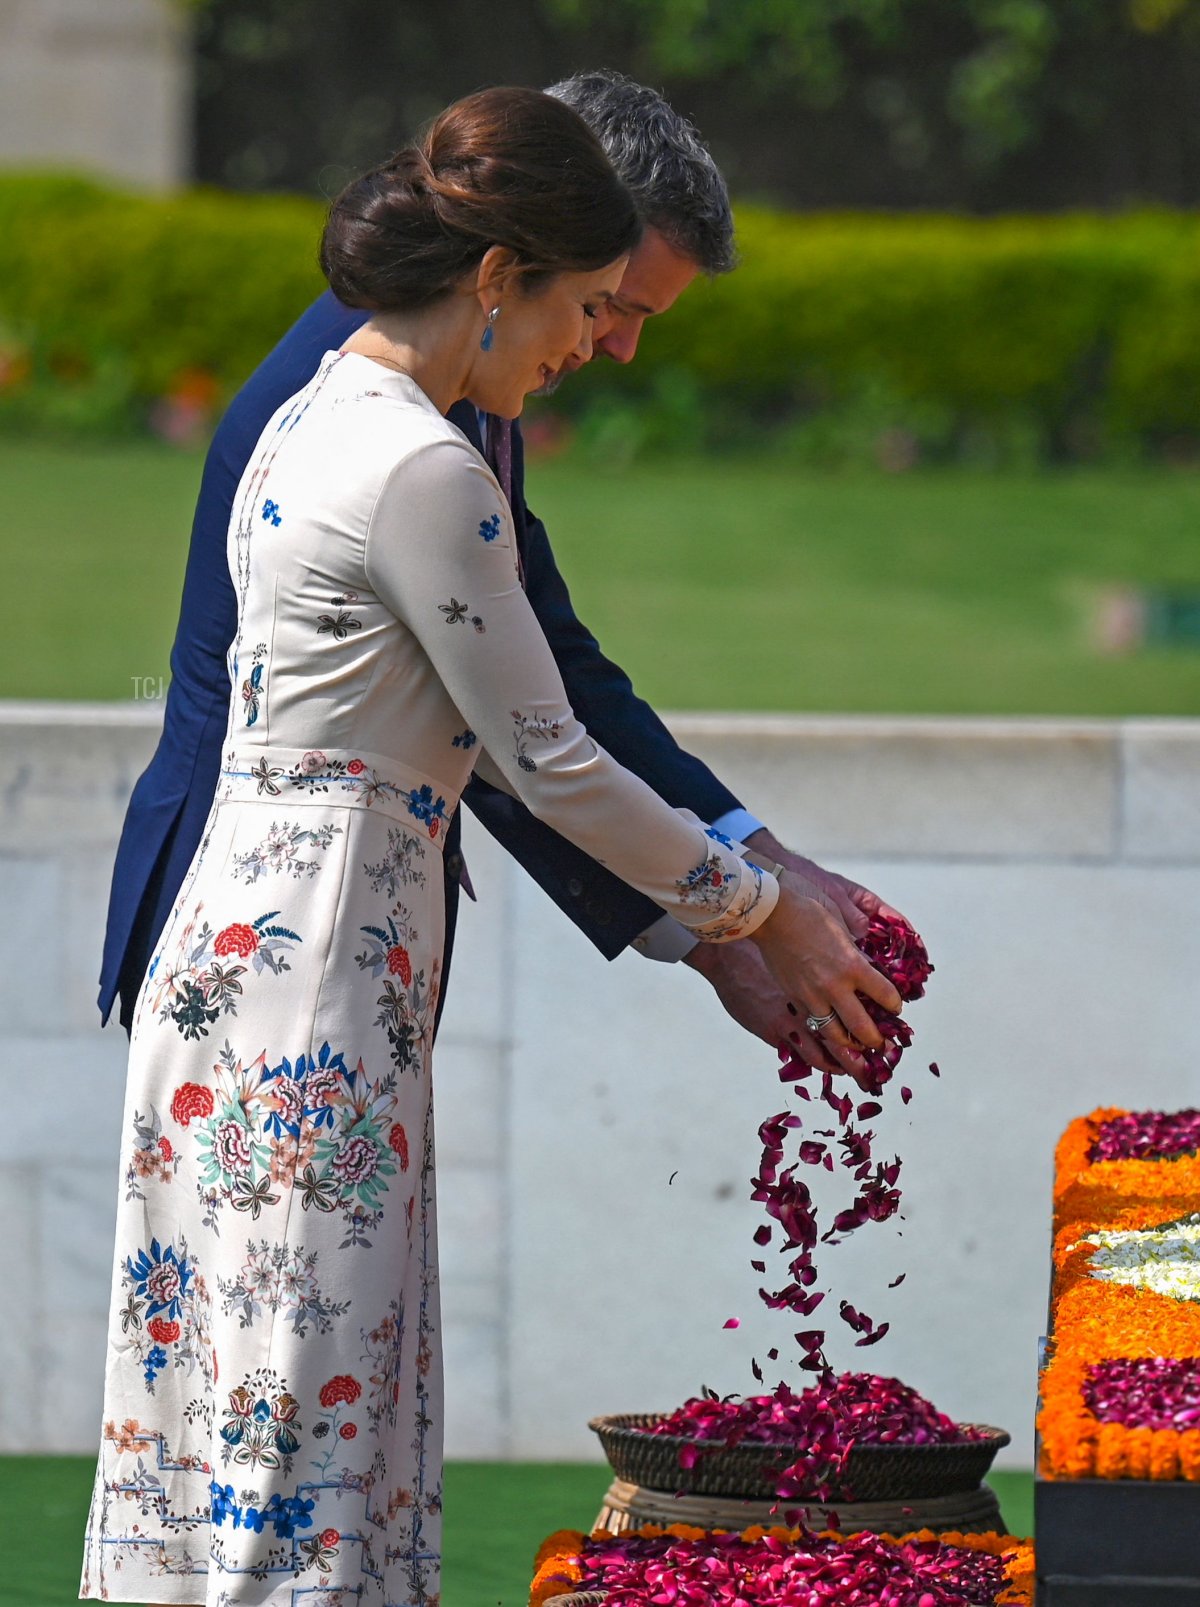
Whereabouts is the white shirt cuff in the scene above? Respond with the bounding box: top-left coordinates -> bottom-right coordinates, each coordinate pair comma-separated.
631,914 -> 701,964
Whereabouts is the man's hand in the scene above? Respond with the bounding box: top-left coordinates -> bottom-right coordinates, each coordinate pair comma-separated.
682,940 -> 845,1077
744,827 -> 909,941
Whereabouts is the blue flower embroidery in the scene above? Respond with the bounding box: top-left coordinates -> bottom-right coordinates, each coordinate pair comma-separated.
143,1345 -> 169,1387
452,729 -> 477,750
127,1238 -> 193,1321
242,661 -> 263,727
705,828 -> 734,847
405,784 -> 447,829
209,1481 -> 239,1527
261,499 -> 282,526
478,512 -> 501,542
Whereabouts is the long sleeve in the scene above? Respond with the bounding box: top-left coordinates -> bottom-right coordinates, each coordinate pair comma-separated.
363,437 -> 776,942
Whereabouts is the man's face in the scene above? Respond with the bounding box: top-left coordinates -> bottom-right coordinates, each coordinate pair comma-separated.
541,226 -> 699,389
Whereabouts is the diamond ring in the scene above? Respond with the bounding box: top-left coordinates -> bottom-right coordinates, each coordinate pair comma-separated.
804,1009 -> 838,1034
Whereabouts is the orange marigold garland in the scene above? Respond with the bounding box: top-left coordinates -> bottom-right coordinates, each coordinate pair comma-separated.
529,1525 -> 1034,1605
1041,1107 -> 1200,1482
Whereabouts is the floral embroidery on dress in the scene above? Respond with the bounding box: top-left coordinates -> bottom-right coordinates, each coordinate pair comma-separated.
705,826 -> 734,847
310,1372 -> 364,1480
232,820 -> 342,883
150,905 -> 302,1040
241,643 -> 267,728
208,1480 -> 314,1540
511,709 -> 563,773
438,596 -> 485,633
316,607 -> 363,640
478,512 -> 501,542
122,1237 -> 213,1392
184,1039 -> 400,1241
362,825 -> 428,898
218,1242 -> 350,1338
357,909 -> 435,1076
451,728 -> 476,750
250,756 -> 283,796
218,1367 -> 301,1472
125,1105 -> 181,1200
279,751 -> 403,806
261,498 -> 282,526
361,1298 -> 406,1432
404,783 -> 447,837
676,850 -> 736,910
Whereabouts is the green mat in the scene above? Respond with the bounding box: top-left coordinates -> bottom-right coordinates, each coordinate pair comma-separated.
0,1457 -> 1032,1605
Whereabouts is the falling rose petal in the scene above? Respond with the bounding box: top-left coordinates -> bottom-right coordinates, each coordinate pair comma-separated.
856,1101 -> 883,1120
751,1259 -> 766,1273
753,1224 -> 773,1247
901,1086 -> 913,1105
767,1348 -> 779,1361
929,1061 -> 941,1077
723,1317 -> 741,1329
856,1322 -> 891,1346
751,1357 -> 763,1383
888,1273 -> 907,1288
668,1170 -> 678,1185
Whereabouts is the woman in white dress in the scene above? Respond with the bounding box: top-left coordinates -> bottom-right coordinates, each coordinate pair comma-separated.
82,86 -> 899,1607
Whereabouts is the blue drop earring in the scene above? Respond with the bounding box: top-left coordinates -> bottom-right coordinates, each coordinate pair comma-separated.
480,306 -> 500,352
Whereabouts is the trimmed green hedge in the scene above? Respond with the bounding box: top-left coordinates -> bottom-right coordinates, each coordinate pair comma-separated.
1,172 -> 1198,456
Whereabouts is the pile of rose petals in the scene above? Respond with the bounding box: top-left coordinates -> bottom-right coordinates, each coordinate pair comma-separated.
1084,1356 -> 1200,1431
643,1374 -> 983,1498
756,913 -> 933,1372
647,1374 -> 977,1448
572,1528 -> 1010,1606
1089,1108 -> 1200,1163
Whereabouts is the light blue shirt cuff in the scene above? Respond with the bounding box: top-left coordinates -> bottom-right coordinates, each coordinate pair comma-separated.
711,806 -> 766,844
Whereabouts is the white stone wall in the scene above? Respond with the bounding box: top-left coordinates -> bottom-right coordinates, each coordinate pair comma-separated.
0,0 -> 189,189
2,702 -> 1199,1468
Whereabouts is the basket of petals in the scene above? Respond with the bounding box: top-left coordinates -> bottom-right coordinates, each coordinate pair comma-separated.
589,1375 -> 1009,1504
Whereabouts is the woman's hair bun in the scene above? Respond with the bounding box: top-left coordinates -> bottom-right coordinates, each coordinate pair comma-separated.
320,85 -> 640,313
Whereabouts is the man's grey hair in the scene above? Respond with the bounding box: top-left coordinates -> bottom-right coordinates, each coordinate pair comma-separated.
546,69 -> 736,276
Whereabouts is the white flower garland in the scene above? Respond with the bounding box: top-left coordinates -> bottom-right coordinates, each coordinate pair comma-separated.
1082,1213 -> 1200,1304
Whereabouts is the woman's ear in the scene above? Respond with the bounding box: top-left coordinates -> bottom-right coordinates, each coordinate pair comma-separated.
474,245 -> 522,311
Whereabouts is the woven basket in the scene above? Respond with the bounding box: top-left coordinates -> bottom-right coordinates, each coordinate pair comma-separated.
593,1474 -> 1005,1539
588,1413 -> 1010,1502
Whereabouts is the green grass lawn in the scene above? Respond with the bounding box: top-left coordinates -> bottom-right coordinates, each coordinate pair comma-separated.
4,435 -> 1199,713
0,1456 -> 1033,1605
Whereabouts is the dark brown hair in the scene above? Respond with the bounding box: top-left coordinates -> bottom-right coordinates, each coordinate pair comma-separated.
320,86 -> 642,311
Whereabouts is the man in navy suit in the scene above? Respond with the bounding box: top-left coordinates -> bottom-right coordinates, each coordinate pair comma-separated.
100,71 -> 900,1076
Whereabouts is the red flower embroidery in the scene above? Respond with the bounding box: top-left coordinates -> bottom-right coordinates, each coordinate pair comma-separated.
214,922 -> 259,958
386,945 -> 412,985
158,1137 -> 174,1161
147,1317 -> 181,1344
429,818 -> 440,839
347,759 -> 365,776
339,1422 -> 358,1439
389,1123 -> 410,1170
320,1528 -> 341,1547
319,1375 -> 362,1408
171,1083 -> 214,1126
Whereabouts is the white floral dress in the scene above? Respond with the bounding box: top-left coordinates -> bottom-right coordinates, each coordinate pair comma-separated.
82,352 -> 776,1606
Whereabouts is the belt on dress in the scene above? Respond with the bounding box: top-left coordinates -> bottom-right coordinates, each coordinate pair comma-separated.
218,745 -> 461,848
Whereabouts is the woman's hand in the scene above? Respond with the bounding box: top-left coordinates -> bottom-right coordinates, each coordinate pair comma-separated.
749,868 -> 903,1061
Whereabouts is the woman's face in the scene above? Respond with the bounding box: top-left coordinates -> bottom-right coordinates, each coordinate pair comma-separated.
473,259 -> 628,418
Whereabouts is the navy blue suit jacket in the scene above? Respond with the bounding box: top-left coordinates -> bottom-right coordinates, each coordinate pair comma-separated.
99,291 -> 743,1030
